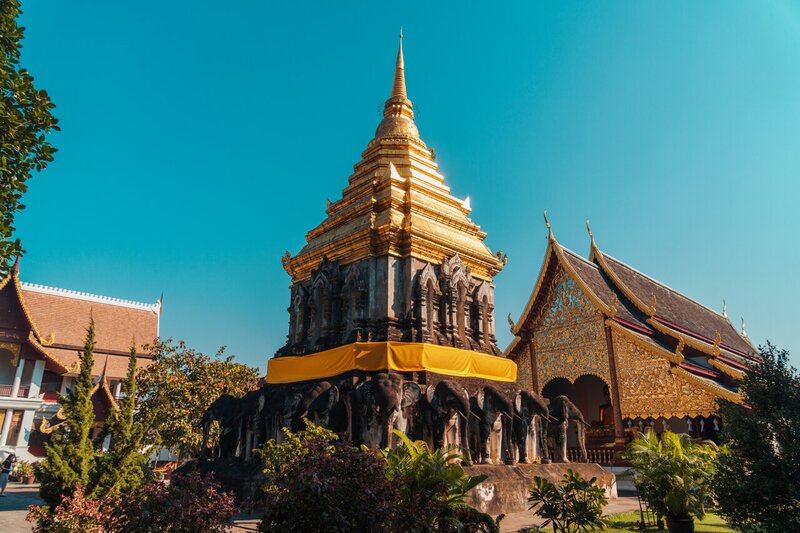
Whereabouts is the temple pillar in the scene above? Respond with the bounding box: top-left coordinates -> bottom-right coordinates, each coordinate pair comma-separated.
28,360 -> 46,398
526,333 -> 539,394
10,358 -> 25,398
603,325 -> 625,450
0,408 -> 13,446
15,409 -> 35,447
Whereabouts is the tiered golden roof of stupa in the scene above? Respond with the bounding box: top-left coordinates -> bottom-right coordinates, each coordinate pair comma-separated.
282,32 -> 504,283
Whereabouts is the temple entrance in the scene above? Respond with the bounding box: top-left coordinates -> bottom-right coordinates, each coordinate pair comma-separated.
542,374 -> 615,462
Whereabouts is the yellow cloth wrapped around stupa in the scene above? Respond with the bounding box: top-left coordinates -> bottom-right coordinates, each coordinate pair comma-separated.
266,342 -> 517,384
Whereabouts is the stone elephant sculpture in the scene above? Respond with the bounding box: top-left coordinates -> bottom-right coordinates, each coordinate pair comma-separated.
201,394 -> 242,459
262,385 -> 307,443
293,381 -> 341,431
353,372 -> 420,448
427,380 -> 472,465
548,395 -> 589,463
238,388 -> 268,460
473,385 -> 514,465
513,390 -> 552,464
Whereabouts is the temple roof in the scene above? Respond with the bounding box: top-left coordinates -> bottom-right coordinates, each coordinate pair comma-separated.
589,250 -> 755,357
20,283 -> 160,354
0,262 -> 160,379
505,217 -> 754,403
282,33 -> 504,282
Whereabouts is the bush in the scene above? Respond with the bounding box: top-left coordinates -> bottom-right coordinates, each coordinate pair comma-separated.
258,423 -> 398,532
112,471 -> 236,532
27,472 -> 235,533
527,469 -> 607,533
620,430 -> 716,520
27,485 -> 117,533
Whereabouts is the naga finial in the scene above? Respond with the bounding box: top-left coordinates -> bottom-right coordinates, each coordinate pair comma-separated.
507,313 -> 516,333
543,210 -> 554,241
648,293 -> 657,315
722,299 -> 727,318
741,317 -> 747,337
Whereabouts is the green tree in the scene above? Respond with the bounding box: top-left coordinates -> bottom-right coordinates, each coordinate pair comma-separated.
38,319 -> 98,507
91,345 -> 155,497
714,341 -> 800,531
0,0 -> 59,272
136,339 -> 259,459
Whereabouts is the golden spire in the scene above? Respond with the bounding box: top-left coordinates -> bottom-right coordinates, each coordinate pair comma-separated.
375,29 -> 418,138
391,28 -> 407,100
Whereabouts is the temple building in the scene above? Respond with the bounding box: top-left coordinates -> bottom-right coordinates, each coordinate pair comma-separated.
0,260 -> 161,461
505,216 -> 754,461
276,32 -> 507,360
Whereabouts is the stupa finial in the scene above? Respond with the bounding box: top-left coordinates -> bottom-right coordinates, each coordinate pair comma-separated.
375,29 -> 418,138
391,28 -> 406,100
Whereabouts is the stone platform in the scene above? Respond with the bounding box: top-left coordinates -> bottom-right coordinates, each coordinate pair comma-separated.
463,463 -> 616,516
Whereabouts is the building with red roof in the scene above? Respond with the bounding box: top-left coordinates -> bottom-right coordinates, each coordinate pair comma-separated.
0,260 -> 161,461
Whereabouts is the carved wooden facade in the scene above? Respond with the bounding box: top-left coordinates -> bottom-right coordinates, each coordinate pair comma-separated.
506,222 -> 756,446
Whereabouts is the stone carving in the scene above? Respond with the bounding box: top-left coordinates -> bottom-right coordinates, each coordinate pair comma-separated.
201,376 -> 591,467
277,254 -> 500,356
513,390 -> 551,464
548,395 -> 589,463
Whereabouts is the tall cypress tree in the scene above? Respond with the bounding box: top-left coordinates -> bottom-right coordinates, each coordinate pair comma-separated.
91,344 -> 155,496
38,318 -> 98,507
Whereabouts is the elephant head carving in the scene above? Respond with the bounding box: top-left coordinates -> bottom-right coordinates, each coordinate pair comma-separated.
548,395 -> 589,463
427,380 -> 472,465
354,372 -> 404,448
473,385 -> 514,465
200,394 -> 242,459
513,390 -> 551,464
295,381 -> 341,430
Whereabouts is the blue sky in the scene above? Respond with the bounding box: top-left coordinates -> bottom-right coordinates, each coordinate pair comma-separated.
15,1 -> 800,372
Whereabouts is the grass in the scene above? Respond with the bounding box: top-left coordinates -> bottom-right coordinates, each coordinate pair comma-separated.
604,511 -> 735,532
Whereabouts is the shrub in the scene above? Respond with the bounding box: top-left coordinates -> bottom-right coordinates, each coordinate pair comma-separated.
714,341 -> 800,532
527,469 -> 607,533
26,485 -> 117,533
14,460 -> 34,478
620,430 -> 717,520
258,423 -> 398,532
112,471 -> 236,532
27,473 -> 235,533
383,430 -> 495,532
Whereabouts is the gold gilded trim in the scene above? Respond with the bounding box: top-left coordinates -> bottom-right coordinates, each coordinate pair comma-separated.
670,366 -> 743,404
646,318 -> 721,356
708,358 -> 746,381
606,319 -> 684,364
0,342 -> 21,367
27,332 -> 70,373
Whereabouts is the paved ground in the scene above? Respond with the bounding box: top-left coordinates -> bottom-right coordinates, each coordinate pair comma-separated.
0,482 -> 43,533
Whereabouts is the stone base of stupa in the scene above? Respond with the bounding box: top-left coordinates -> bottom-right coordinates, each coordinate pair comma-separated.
463,463 -> 617,516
